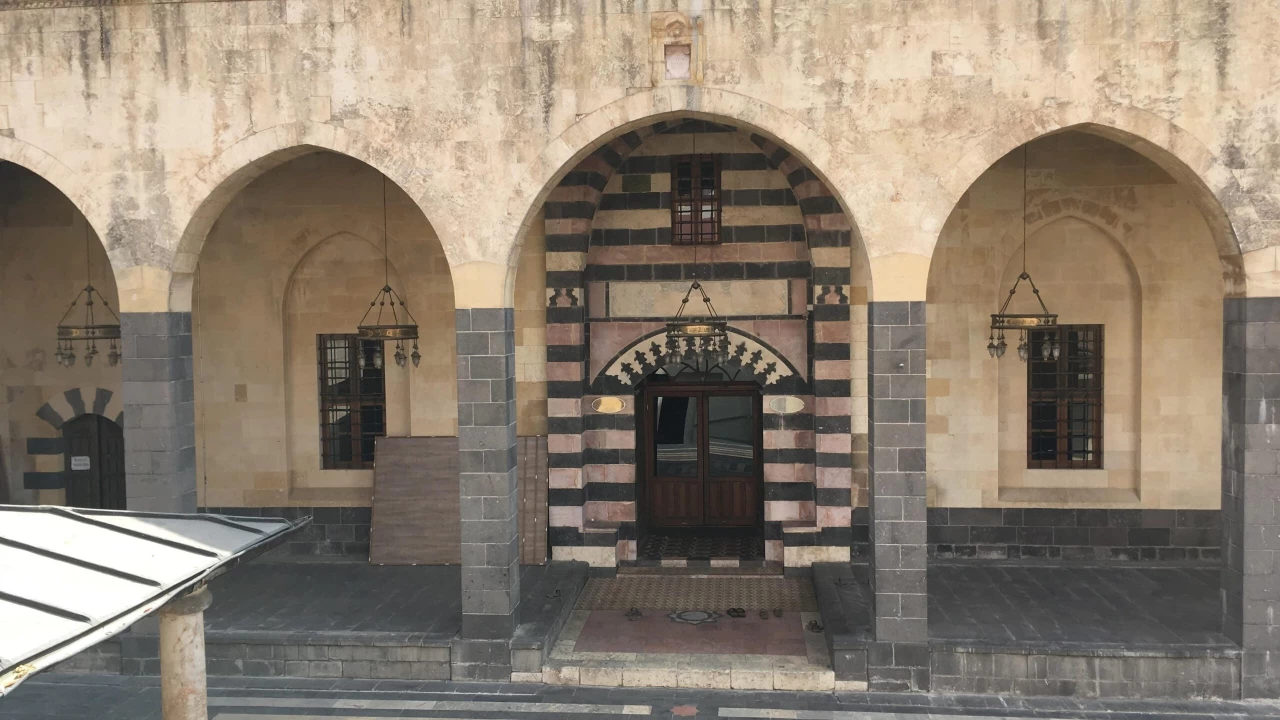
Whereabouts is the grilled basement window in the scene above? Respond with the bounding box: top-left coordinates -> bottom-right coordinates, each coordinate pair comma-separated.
318,334 -> 386,469
671,154 -> 722,245
1027,325 -> 1103,469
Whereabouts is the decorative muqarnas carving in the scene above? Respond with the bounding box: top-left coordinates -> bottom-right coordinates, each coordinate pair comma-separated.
604,328 -> 794,388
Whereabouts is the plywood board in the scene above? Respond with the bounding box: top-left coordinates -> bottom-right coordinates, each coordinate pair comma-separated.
371,436 -> 549,566
370,436 -> 460,565
519,436 -> 549,565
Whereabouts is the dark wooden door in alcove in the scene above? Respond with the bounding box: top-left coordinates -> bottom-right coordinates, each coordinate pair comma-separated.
62,414 -> 126,510
643,383 -> 761,529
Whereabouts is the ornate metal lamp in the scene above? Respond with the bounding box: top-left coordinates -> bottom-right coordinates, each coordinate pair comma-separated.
55,222 -> 121,368
356,177 -> 420,369
987,145 -> 1059,362
665,279 -> 731,369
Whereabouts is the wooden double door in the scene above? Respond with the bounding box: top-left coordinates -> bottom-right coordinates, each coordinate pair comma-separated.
643,383 -> 761,529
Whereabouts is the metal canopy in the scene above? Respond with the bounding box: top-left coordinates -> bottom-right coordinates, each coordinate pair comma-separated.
0,505 -> 305,695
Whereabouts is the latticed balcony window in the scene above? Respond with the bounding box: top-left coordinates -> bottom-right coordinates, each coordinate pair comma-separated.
1027,325 -> 1103,469
671,154 -> 722,245
317,334 -> 386,469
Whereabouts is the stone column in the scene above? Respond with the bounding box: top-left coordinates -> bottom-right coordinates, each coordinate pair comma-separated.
452,307 -> 521,681
159,587 -> 211,720
1222,297 -> 1280,698
866,301 -> 929,692
121,312 -> 196,512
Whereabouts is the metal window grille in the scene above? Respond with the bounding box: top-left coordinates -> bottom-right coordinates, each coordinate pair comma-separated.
671,154 -> 722,245
1027,325 -> 1103,469
317,334 -> 386,469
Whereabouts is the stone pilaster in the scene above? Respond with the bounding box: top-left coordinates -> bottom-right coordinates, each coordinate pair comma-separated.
866,300 -> 928,692
121,312 -> 196,512
1222,297 -> 1280,698
452,307 -> 520,681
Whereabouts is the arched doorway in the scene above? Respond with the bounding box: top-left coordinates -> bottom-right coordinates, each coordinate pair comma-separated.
62,414 -> 125,509
639,364 -> 764,561
541,115 -> 869,569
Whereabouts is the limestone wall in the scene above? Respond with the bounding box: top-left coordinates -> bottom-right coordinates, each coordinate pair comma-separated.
926,133 -> 1223,509
0,0 -> 1273,308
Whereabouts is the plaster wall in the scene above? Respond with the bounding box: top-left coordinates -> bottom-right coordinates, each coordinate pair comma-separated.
0,162 -> 121,506
926,133 -> 1223,509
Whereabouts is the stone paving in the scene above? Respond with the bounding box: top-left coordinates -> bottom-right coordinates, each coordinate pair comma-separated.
205,562 -> 465,638
205,561 -> 568,638
928,562 -> 1230,647
202,559 -> 1225,650
4,674 -> 1280,719
204,560 -> 1225,648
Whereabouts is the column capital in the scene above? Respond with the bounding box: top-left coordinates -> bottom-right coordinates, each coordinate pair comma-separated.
161,586 -> 211,617
452,261 -> 515,309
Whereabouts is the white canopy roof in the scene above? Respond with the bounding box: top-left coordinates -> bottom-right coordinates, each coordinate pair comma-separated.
0,505 -> 301,695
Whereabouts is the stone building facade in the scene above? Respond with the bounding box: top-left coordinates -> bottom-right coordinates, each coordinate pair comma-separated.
1,0 -> 1278,698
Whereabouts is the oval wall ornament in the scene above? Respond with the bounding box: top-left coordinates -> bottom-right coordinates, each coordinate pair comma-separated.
768,396 -> 805,415
591,396 -> 627,414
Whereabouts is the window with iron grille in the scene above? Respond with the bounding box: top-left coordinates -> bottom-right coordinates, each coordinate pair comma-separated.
317,334 -> 386,469
671,154 -> 722,245
1027,325 -> 1103,469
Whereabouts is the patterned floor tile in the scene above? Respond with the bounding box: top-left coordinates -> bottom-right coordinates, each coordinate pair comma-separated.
577,575 -> 818,611
573,609 -> 808,655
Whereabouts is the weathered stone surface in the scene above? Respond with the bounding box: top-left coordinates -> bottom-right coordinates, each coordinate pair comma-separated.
0,0 -> 1272,309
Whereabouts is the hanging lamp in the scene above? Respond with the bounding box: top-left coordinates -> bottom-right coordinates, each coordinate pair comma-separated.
987,145 -> 1058,362
55,220 -> 121,368
664,118 -> 731,370
356,176 -> 420,369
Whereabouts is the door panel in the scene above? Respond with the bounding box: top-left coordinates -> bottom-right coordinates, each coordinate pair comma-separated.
63,416 -> 99,508
704,394 -> 758,526
98,416 -> 126,510
644,386 -> 760,530
62,415 -> 126,510
704,477 -> 756,526
649,394 -> 703,526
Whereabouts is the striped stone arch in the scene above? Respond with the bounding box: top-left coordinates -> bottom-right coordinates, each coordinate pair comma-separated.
744,133 -> 867,509
543,116 -> 867,564
24,387 -> 124,491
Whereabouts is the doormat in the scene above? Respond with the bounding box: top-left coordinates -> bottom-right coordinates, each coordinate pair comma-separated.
619,565 -> 781,576
638,532 -> 764,561
577,575 -> 817,611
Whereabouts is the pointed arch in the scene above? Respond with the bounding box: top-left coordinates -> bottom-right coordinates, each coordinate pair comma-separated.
937,111 -> 1251,294
170,121 -> 453,311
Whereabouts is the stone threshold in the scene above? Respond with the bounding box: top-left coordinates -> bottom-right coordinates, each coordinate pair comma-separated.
523,605 -> 842,691
523,653 -> 859,691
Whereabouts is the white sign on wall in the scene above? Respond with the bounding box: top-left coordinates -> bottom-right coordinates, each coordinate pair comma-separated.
70,456 -> 91,471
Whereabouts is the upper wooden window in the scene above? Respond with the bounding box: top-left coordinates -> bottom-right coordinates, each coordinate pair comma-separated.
317,334 -> 386,469
1027,325 -> 1103,469
671,154 -> 722,245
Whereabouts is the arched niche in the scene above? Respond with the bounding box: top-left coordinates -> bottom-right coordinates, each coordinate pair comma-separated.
926,132 -> 1224,510
190,152 -> 456,508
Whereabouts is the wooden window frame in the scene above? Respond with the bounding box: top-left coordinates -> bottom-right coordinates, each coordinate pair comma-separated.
317,334 -> 386,470
671,154 -> 722,245
1026,325 -> 1104,470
